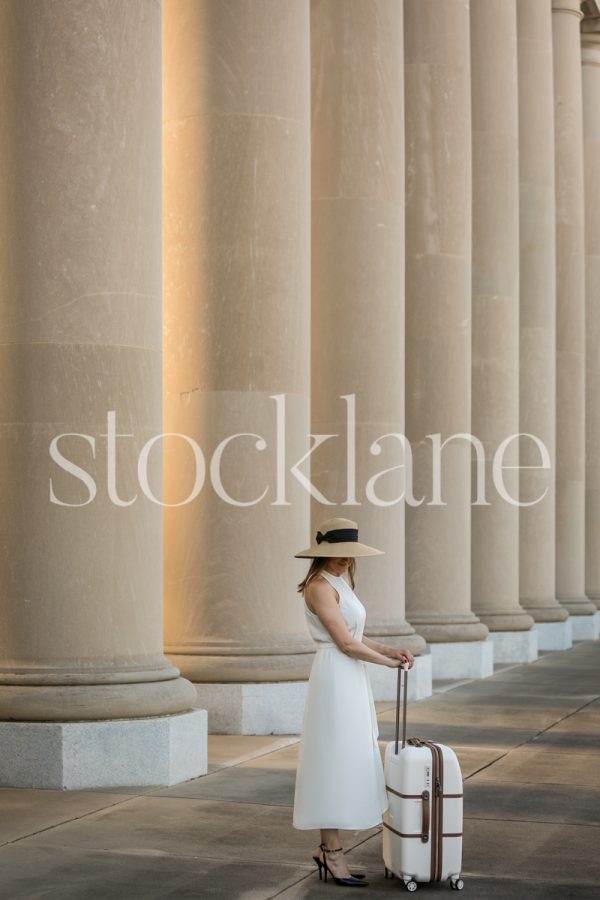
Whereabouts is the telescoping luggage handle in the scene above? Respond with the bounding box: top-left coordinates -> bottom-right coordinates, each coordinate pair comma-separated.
394,662 -> 409,754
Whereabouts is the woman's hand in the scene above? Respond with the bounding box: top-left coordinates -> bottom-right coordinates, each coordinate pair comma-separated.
386,648 -> 415,669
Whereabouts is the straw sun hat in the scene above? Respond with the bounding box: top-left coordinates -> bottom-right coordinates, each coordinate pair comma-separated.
294,517 -> 384,558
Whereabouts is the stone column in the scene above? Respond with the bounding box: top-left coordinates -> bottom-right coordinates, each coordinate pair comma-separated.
582,12 -> 600,637
309,0 -> 429,702
0,0 -> 204,788
404,0 -> 491,679
517,0 -> 571,651
470,0 -> 537,663
163,0 -> 315,733
552,0 -> 598,638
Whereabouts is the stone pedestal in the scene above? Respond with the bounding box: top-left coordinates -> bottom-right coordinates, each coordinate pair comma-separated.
0,711 -> 207,790
570,614 -> 600,641
533,620 -> 573,651
195,682 -> 309,735
488,630 -> 538,663
428,640 -> 494,681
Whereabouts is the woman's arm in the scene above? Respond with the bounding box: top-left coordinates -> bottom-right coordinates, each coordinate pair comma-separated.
362,634 -> 415,668
307,581 -> 400,668
362,634 -> 392,656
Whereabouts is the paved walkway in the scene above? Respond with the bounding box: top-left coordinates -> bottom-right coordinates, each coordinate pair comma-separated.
1,641 -> 599,898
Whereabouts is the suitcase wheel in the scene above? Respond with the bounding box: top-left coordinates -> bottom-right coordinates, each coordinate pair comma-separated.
405,881 -> 417,892
450,877 -> 464,891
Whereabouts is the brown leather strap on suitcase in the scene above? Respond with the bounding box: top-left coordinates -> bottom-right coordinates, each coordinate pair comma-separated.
420,740 -> 446,882
421,790 -> 430,842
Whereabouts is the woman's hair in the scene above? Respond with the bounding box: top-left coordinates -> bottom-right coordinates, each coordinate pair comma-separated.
297,558 -> 356,594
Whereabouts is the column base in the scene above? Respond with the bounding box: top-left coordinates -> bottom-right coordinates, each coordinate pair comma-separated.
520,598 -> 569,623
488,629 -> 538,663
532,619 -> 573,650
428,639 -> 494,679
557,595 -> 598,616
0,676 -> 199,721
473,611 -> 535,632
406,615 -> 489,644
0,710 -> 207,789
366,653 -> 432,701
194,681 -> 308,734
570,613 -> 600,641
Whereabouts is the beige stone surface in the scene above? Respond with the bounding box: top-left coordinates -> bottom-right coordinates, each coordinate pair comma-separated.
163,0 -> 315,683
470,0 -> 533,634
472,745 -> 600,786
404,0 -> 487,645
582,24 -> 600,611
552,0 -> 597,617
309,0 -> 424,656
378,696 -> 583,732
0,0 -> 193,719
517,0 -> 568,625
0,787 -> 137,844
207,734 -> 299,772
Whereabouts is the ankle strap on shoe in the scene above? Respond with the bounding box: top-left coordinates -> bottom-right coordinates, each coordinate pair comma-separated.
322,846 -> 343,853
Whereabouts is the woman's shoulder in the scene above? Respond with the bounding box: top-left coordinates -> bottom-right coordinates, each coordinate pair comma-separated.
304,573 -> 340,612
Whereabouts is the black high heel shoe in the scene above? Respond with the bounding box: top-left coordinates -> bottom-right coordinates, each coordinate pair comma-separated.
312,844 -> 366,880
320,846 -> 369,887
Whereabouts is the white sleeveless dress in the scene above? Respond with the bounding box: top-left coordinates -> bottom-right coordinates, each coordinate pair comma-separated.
292,569 -> 389,831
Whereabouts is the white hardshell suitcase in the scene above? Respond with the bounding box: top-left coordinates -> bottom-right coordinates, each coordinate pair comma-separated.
382,665 -> 464,892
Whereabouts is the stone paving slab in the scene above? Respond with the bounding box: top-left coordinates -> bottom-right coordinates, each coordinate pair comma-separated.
447,678 -> 599,698
461,818 -> 600,885
528,729 -> 600,749
0,788 -> 136,844
237,743 -> 300,770
207,734 -> 299,772
0,844 -> 310,900
8,796 -> 374,867
377,720 -> 539,748
152,766 -> 296,807
378,696 -> 590,731
471,746 -> 600,787
463,781 -> 600,826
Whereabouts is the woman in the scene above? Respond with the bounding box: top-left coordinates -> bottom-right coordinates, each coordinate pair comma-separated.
292,517 -> 415,887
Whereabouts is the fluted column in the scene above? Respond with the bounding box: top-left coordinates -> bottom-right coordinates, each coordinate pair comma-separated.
309,0 -> 425,675
517,0 -> 570,643
582,14 -> 600,614
404,0 -> 490,673
0,0 -> 195,723
552,0 -> 597,621
470,0 -> 535,650
163,0 -> 315,689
